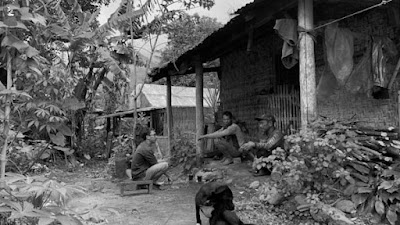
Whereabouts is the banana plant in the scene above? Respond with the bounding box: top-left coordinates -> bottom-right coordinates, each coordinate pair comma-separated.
98,0 -> 215,153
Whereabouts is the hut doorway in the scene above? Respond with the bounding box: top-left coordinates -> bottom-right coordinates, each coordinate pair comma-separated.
259,55 -> 301,133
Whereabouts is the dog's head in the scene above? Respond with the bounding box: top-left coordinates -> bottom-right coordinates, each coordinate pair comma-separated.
210,185 -> 234,211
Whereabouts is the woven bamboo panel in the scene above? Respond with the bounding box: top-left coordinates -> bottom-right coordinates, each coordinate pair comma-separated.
258,85 -> 300,133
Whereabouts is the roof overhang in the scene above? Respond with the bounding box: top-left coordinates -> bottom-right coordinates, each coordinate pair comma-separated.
149,0 -> 392,81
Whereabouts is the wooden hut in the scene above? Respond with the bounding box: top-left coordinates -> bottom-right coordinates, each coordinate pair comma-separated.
150,0 -> 400,140
133,84 -> 217,136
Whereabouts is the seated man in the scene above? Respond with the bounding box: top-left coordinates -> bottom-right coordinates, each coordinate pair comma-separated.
126,129 -> 168,188
198,111 -> 245,165
240,114 -> 284,176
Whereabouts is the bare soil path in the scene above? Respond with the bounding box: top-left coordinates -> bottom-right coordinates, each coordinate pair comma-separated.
48,159 -> 279,225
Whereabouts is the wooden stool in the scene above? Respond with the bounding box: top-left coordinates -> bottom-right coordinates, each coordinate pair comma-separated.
119,180 -> 153,196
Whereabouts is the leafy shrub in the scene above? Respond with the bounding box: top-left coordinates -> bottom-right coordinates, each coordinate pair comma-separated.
257,119 -> 400,224
170,130 -> 196,174
0,173 -> 86,225
79,131 -> 107,158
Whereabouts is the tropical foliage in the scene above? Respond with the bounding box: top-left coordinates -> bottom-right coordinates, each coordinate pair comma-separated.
0,0 -> 216,223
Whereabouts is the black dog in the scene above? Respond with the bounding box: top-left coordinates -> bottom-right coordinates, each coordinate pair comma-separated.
209,190 -> 255,225
195,182 -> 234,225
195,182 -> 254,225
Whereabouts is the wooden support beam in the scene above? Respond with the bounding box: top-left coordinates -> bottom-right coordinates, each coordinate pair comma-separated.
298,0 -> 317,129
194,56 -> 204,166
166,75 -> 173,156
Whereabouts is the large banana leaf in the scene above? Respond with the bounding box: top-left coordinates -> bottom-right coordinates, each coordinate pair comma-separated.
95,0 -> 154,38
1,34 -> 40,57
0,5 -> 47,26
97,47 -> 129,81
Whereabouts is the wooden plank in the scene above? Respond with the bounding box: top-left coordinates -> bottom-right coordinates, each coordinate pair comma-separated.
119,180 -> 153,196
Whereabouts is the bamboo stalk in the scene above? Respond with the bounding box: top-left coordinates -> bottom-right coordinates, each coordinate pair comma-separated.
129,16 -> 138,155
281,85 -> 284,131
285,85 -> 288,131
1,52 -> 12,181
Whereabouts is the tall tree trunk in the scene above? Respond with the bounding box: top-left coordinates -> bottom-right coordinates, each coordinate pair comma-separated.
73,67 -> 106,149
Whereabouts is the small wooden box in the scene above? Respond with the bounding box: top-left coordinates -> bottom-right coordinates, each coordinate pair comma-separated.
119,180 -> 153,196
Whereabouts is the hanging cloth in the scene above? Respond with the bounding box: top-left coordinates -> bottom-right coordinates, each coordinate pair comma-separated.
371,37 -> 398,88
345,38 -> 373,95
325,23 -> 354,86
273,19 -> 299,69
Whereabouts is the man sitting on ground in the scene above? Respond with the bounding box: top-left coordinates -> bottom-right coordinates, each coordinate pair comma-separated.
126,129 -> 168,188
240,114 -> 284,176
198,111 -> 245,165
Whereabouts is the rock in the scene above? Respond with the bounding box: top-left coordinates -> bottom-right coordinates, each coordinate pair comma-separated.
335,200 -> 356,214
294,194 -> 308,205
233,157 -> 242,164
311,202 -> 355,224
249,181 -> 260,189
265,186 -> 284,205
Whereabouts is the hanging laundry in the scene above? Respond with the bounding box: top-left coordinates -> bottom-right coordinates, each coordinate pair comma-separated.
325,23 -> 354,86
345,39 -> 372,95
371,37 -> 397,88
316,66 -> 338,102
273,19 -> 298,69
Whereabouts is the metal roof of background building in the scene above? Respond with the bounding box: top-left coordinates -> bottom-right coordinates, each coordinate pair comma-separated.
135,84 -> 217,108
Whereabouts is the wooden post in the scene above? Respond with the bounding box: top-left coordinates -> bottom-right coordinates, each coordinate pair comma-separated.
166,75 -> 173,157
195,56 -> 204,166
298,0 -> 317,129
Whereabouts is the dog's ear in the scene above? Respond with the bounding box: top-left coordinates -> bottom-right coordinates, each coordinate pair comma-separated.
214,185 -> 229,195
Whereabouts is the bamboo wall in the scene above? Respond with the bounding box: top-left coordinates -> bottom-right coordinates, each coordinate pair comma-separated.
258,85 -> 300,132
159,107 -> 214,136
219,34 -> 301,138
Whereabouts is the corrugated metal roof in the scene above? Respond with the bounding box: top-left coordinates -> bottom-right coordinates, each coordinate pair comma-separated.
96,107 -> 159,119
135,84 -> 217,108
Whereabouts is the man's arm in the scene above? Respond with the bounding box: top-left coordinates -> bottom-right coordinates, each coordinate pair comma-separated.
140,147 -> 158,166
198,126 -> 234,140
255,131 -> 283,150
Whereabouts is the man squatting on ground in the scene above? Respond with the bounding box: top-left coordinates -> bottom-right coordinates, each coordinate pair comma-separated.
240,114 -> 284,176
198,111 -> 245,165
125,129 -> 168,188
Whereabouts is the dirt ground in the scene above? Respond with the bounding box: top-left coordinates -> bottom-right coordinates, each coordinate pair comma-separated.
53,159 -> 269,225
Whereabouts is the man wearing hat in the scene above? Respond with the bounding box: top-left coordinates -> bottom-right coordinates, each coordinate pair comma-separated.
240,114 -> 284,176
